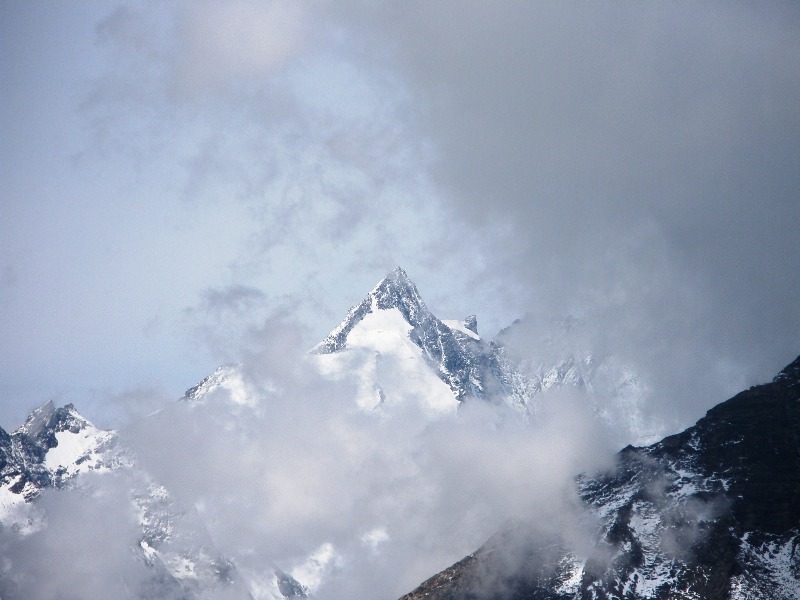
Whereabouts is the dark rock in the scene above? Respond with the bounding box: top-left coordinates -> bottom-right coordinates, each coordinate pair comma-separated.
399,355 -> 800,600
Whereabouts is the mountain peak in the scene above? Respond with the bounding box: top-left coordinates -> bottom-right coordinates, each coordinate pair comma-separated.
15,400 -> 56,438
463,314 -> 478,336
15,402 -> 91,441
1,402 -> 117,504
369,266 -> 415,296
387,265 -> 409,280
313,268 -> 531,408
315,267 -> 431,354
369,267 -> 427,315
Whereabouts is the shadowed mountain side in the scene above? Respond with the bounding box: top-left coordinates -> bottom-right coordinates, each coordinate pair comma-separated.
400,355 -> 800,600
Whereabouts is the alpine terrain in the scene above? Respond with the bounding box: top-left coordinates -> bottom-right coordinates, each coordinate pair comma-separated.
187,268 -> 651,439
399,355 -> 800,600
0,400 -> 278,598
0,267 -> 797,599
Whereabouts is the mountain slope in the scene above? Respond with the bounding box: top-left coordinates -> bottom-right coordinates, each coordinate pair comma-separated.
399,355 -> 800,600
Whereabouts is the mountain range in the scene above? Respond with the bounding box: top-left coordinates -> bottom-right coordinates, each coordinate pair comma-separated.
0,268 -> 797,599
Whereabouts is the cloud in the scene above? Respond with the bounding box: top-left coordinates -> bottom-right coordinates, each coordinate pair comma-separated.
110,331 -> 614,599
172,0 -> 310,96
87,2 -> 797,432
5,0 -> 798,435
196,284 -> 268,317
0,473 -> 152,600
335,1 -> 800,429
3,3 -> 799,595
82,0 -> 456,339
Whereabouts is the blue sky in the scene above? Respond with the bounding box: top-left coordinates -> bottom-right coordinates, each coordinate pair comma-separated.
1,1 -> 799,432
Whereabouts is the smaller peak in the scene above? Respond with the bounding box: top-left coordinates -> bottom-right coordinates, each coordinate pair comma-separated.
15,401 -> 94,439
183,364 -> 239,401
34,399 -> 56,415
53,403 -> 93,433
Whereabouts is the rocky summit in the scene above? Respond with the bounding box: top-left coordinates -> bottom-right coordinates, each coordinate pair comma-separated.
314,266 -> 528,408
0,401 -> 118,507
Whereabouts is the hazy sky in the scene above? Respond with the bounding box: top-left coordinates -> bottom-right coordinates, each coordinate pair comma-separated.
2,3 -> 800,598
2,1 -> 799,432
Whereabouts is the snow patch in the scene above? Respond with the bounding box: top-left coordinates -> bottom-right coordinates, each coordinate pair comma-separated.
44,427 -> 114,477
554,553 -> 585,595
730,533 -> 800,600
314,308 -> 458,416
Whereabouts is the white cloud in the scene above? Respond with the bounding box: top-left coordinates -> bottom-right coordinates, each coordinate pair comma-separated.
173,1 -> 310,95
1,2 -> 799,595
109,336 -> 614,598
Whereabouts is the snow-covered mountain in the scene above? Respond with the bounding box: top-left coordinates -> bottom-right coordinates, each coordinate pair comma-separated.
0,267 -> 623,599
184,268 -> 648,436
0,401 -> 307,599
312,266 -> 531,415
399,355 -> 800,600
493,315 -> 657,445
181,267 -> 543,417
0,401 -> 121,533
310,268 -> 654,444
3,268 -> 797,599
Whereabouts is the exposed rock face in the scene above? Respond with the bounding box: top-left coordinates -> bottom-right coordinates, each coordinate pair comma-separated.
400,356 -> 800,600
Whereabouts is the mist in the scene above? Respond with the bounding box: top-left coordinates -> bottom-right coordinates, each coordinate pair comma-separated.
128,334 -> 616,598
344,0 -> 800,430
0,473 -> 151,600
2,1 -> 798,597
1,319 -> 617,599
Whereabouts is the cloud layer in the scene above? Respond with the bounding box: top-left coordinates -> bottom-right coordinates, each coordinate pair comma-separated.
1,4 -> 799,595
1,343 -> 616,599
